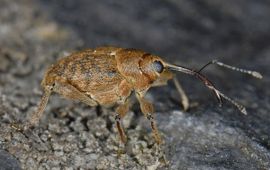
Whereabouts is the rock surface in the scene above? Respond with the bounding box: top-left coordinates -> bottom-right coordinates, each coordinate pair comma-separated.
0,150 -> 21,170
0,0 -> 269,169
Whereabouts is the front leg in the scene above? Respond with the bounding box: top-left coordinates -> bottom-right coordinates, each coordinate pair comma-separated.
136,92 -> 162,145
173,77 -> 189,111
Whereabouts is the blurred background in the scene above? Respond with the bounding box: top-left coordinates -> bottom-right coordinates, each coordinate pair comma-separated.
0,0 -> 269,169
40,0 -> 270,66
39,0 -> 269,107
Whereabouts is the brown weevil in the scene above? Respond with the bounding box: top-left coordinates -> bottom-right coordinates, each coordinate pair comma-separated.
22,46 -> 262,144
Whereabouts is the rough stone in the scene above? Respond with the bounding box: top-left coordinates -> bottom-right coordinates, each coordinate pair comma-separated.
0,0 -> 269,169
0,150 -> 21,170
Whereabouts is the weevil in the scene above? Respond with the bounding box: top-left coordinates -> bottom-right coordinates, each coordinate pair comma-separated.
22,46 -> 262,144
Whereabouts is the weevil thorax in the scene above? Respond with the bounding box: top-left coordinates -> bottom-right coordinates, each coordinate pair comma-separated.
115,49 -> 166,91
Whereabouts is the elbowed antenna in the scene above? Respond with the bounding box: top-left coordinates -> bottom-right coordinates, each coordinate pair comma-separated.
198,60 -> 263,79
165,63 -> 247,115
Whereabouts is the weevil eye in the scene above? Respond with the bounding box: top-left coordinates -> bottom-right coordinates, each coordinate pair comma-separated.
153,60 -> 164,73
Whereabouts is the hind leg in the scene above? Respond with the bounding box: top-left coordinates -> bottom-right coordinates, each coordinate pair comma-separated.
11,85 -> 52,132
24,81 -> 98,130
23,85 -> 53,130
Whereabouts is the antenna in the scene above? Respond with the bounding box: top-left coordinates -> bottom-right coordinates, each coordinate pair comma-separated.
166,63 -> 248,114
198,60 -> 263,79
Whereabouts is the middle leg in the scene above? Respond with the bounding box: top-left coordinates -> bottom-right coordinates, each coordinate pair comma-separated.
115,100 -> 130,144
136,92 -> 162,145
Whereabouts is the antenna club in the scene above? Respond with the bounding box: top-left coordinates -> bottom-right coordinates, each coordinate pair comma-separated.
252,71 -> 263,79
240,107 -> 247,115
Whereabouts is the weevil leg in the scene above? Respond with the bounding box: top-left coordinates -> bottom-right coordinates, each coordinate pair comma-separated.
115,100 -> 130,144
24,86 -> 53,130
53,81 -> 98,107
151,71 -> 189,110
136,92 -> 162,145
24,81 -> 98,131
173,77 -> 189,111
151,70 -> 173,87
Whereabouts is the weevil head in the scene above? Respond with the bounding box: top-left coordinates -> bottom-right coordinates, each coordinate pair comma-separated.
139,56 -> 165,75
139,55 -> 174,86
115,49 -> 173,91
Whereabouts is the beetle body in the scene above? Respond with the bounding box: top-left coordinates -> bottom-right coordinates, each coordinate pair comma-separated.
22,46 -> 262,145
42,47 -> 172,107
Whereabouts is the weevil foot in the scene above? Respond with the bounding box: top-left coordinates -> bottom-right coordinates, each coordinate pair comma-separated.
152,142 -> 169,166
22,123 -> 35,132
117,145 -> 127,157
11,121 -> 35,134
10,121 -> 24,132
10,121 -> 38,141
